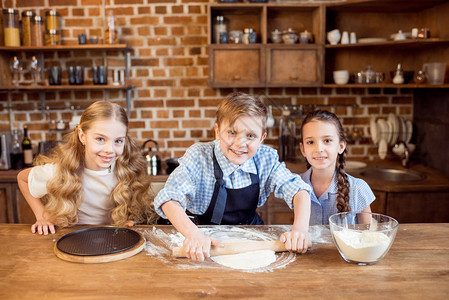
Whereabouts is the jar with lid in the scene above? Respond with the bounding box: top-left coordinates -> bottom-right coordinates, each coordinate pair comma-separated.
31,16 -> 43,46
242,28 -> 257,44
21,11 -> 35,46
45,29 -> 61,45
213,16 -> 227,44
45,10 -> 61,31
105,11 -> 118,44
3,9 -> 20,46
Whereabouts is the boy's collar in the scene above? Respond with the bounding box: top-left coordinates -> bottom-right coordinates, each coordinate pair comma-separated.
213,140 -> 257,176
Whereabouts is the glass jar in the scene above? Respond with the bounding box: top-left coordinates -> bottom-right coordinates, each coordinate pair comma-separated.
105,11 -> 118,44
3,9 -> 21,46
31,16 -> 43,46
21,11 -> 35,46
213,16 -> 227,44
45,29 -> 61,45
45,10 -> 61,31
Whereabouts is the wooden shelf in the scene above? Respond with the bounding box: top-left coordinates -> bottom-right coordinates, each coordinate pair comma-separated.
0,84 -> 133,92
324,83 -> 449,89
325,38 -> 449,49
0,44 -> 132,52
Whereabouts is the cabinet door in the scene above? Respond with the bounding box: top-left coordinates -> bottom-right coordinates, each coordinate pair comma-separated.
267,45 -> 323,87
0,184 -> 14,222
208,45 -> 266,88
15,185 -> 35,224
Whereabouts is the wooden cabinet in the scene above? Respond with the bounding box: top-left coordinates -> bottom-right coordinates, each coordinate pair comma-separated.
0,44 -> 133,113
0,182 -> 34,224
324,0 -> 449,87
371,190 -> 449,223
208,4 -> 324,88
208,1 -> 449,88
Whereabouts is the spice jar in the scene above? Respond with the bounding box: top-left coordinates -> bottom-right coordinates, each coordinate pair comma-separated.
45,10 -> 61,31
3,9 -> 21,46
21,11 -> 35,46
45,29 -> 61,45
242,28 -> 257,44
31,16 -> 43,46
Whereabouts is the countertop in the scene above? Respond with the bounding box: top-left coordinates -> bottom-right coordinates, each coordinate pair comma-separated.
0,223 -> 448,299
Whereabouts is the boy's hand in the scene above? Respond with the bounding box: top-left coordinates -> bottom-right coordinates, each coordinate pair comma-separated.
183,230 -> 224,262
280,230 -> 310,254
32,218 -> 56,235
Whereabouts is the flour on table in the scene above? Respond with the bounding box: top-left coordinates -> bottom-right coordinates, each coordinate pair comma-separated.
211,249 -> 276,270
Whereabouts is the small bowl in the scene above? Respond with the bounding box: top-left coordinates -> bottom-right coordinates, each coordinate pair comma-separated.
333,70 -> 350,84
329,212 -> 398,265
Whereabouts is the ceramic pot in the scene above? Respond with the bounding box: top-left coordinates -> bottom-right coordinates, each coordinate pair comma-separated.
327,29 -> 341,45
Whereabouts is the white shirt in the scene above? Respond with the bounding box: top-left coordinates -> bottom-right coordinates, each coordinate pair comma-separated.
28,164 -> 117,225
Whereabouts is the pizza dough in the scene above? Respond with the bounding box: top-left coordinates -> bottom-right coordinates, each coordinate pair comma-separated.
211,249 -> 276,270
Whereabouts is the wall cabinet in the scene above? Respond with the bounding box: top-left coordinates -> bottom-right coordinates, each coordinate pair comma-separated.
208,1 -> 449,88
208,4 -> 323,88
0,44 -> 133,113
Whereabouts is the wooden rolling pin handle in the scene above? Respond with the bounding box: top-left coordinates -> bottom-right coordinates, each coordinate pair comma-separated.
172,239 -> 312,258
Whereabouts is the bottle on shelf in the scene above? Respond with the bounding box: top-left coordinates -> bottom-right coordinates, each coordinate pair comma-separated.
3,9 -> 20,47
22,126 -> 33,167
213,16 -> 227,44
10,128 -> 23,170
392,63 -> 404,84
105,11 -> 118,44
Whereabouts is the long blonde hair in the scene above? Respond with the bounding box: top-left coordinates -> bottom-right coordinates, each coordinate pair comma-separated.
36,100 -> 158,227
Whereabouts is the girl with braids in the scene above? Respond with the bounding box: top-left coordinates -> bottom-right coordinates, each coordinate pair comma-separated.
299,109 -> 375,225
17,100 -> 158,235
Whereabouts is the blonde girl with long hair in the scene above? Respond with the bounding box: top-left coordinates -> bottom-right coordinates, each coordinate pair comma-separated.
18,100 -> 158,235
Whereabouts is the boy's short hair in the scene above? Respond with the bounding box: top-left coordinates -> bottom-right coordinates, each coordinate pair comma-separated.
215,92 -> 267,131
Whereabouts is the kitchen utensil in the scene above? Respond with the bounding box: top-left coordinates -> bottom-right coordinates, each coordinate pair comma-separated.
341,31 -> 349,44
92,65 -> 108,85
327,29 -> 341,45
48,66 -> 61,85
142,139 -> 161,176
345,161 -> 367,171
172,239 -> 312,257
333,70 -> 349,84
54,227 -> 145,263
405,120 -> 413,144
271,29 -> 282,44
423,62 -> 446,85
266,105 -> 275,128
388,113 -> 399,146
165,157 -> 179,174
350,32 -> 357,44
329,212 -> 398,265
282,28 -> 298,44
378,138 -> 388,160
370,117 -> 379,144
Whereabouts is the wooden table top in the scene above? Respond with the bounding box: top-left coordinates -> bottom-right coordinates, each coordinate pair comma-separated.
0,223 -> 448,299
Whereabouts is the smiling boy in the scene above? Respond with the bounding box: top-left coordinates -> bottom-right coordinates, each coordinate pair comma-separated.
154,92 -> 312,261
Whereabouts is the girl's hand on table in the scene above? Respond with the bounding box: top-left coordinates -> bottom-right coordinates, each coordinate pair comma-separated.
183,231 -> 223,262
281,230 -> 310,254
32,218 -> 56,235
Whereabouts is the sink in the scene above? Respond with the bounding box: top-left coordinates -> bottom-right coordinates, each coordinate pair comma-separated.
360,168 -> 427,182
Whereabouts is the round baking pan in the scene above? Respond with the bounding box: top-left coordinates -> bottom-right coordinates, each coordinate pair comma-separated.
54,227 -> 145,263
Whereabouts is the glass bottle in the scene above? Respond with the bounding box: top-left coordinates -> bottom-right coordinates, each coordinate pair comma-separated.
105,11 -> 118,44
3,9 -> 20,46
30,56 -> 41,85
22,126 -> 33,167
392,63 -> 404,84
10,128 -> 23,170
214,16 -> 227,44
10,56 -> 22,86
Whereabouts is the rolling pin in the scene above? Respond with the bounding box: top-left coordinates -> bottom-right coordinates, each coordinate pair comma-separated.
172,240 -> 312,258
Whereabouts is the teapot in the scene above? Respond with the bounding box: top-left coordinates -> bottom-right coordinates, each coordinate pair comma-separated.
142,139 -> 161,176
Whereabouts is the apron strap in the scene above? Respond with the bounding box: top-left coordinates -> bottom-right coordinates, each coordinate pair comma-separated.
210,145 -> 227,224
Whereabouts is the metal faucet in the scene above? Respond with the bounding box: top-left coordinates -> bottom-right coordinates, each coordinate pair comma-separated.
394,141 -> 409,168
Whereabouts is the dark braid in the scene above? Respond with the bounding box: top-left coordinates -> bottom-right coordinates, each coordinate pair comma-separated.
336,149 -> 350,212
300,109 -> 350,212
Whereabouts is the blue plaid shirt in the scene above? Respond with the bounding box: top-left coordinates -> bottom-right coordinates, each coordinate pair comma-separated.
155,140 -> 311,218
300,167 -> 375,225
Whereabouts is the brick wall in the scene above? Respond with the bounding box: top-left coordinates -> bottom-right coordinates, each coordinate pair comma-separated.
0,0 -> 413,162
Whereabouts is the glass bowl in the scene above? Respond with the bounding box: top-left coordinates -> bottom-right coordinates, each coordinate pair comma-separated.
329,212 -> 399,265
